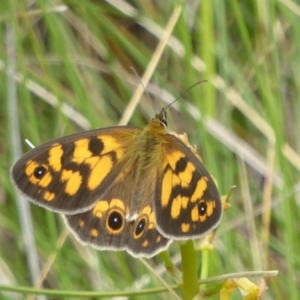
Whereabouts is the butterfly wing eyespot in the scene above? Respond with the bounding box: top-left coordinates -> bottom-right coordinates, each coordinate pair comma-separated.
107,210 -> 125,233
33,165 -> 48,179
10,126 -> 141,214
127,205 -> 171,257
65,192 -> 171,258
154,133 -> 222,240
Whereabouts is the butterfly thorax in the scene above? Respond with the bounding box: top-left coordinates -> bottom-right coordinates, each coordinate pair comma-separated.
118,116 -> 167,220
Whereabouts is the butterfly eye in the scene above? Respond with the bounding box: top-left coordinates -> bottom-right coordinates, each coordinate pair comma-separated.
160,119 -> 167,129
107,210 -> 124,233
198,201 -> 207,216
159,108 -> 168,128
134,217 -> 146,238
33,165 -> 48,179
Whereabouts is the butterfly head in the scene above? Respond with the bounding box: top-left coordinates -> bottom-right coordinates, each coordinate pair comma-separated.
158,108 -> 167,129
150,108 -> 168,130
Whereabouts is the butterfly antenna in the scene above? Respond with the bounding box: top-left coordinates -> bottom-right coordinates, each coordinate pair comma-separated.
164,80 -> 208,111
130,66 -> 157,115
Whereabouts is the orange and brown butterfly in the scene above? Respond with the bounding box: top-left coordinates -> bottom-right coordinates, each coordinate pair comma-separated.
10,107 -> 222,257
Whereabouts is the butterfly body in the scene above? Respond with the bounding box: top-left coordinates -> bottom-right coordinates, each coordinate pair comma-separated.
11,109 -> 222,257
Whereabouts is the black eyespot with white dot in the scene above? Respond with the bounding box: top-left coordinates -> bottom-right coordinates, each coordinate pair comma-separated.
107,211 -> 123,232
198,201 -> 207,216
33,165 -> 47,179
134,218 -> 146,238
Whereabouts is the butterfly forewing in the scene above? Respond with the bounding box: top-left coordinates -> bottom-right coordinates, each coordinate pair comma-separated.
154,134 -> 222,239
11,126 -> 141,214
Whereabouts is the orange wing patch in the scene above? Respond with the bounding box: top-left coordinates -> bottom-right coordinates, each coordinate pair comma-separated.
155,135 -> 222,239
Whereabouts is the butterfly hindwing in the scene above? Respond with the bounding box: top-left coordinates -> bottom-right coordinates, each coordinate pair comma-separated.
154,133 -> 222,239
64,174 -> 171,257
11,126 -> 141,214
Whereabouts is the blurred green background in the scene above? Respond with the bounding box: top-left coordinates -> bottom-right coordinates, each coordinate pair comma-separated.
1,0 -> 299,299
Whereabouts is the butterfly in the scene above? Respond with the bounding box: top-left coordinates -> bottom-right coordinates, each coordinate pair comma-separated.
11,107 -> 222,257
